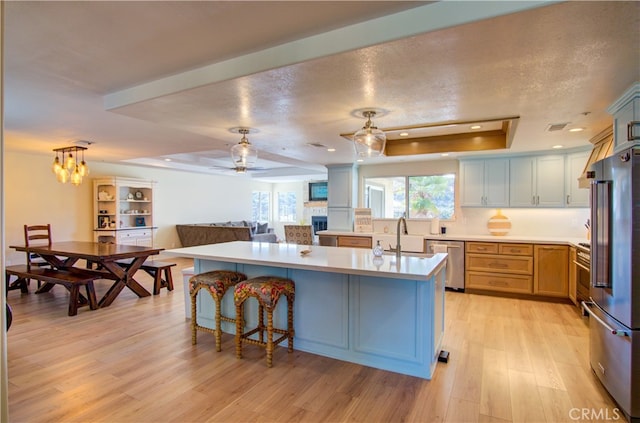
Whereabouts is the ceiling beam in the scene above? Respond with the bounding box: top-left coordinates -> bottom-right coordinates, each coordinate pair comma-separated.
104,1 -> 555,111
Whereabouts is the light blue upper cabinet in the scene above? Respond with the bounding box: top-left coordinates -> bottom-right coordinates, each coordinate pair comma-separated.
565,150 -> 590,207
460,159 -> 509,207
509,155 -> 566,207
608,83 -> 640,153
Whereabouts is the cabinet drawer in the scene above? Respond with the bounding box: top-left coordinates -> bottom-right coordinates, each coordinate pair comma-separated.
337,236 -> 372,249
498,243 -> 533,256
466,242 -> 498,254
117,230 -> 151,241
466,271 -> 533,294
466,253 -> 533,275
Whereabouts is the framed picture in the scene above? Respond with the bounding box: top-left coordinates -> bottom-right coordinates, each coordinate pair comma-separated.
134,217 -> 146,227
98,216 -> 110,229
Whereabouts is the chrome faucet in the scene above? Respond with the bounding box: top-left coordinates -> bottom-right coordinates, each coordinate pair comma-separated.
391,213 -> 408,259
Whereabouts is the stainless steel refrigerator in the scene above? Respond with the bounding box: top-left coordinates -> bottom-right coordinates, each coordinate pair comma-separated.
584,146 -> 640,422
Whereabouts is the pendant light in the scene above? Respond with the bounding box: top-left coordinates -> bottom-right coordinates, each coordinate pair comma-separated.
230,128 -> 258,171
353,110 -> 386,158
51,145 -> 89,185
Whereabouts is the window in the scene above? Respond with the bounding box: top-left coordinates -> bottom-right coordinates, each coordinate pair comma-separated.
277,192 -> 297,222
364,177 -> 405,218
364,174 -> 455,219
252,191 -> 270,222
408,175 -> 455,219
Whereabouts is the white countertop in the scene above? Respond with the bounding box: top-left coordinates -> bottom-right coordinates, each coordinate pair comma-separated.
165,241 -> 447,281
317,230 -> 588,247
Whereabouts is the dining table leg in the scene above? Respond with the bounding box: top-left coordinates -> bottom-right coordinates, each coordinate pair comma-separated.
98,257 -> 151,307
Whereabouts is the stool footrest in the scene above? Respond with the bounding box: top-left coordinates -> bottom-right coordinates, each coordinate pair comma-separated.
240,332 -> 289,348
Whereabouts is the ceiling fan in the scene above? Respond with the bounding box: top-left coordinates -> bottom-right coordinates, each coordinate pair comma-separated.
210,164 -> 267,174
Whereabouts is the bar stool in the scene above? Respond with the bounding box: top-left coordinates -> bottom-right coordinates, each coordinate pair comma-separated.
189,270 -> 247,352
234,276 -> 295,367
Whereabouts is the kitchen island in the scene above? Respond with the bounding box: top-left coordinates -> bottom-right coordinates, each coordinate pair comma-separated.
165,241 -> 447,379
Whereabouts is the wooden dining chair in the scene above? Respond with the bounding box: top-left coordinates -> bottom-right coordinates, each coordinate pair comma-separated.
24,224 -> 53,287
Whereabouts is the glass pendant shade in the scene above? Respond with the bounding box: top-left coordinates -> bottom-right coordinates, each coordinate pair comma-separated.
56,167 -> 70,183
230,130 -> 258,170
353,111 -> 386,158
65,152 -> 76,170
70,166 -> 83,186
78,160 -> 89,177
52,156 -> 62,174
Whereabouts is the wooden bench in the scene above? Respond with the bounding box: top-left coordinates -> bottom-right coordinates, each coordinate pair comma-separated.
115,259 -> 176,295
5,265 -> 100,316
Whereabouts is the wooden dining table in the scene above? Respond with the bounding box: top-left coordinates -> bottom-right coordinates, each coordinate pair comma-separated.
10,241 -> 163,307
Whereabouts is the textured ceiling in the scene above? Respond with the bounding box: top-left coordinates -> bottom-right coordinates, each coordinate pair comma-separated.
4,1 -> 639,181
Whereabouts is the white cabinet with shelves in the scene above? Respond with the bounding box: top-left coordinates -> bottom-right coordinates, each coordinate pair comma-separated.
459,158 -> 509,207
93,177 -> 155,246
509,155 -> 565,207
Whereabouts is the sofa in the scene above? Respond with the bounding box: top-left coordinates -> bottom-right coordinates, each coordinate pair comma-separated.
176,221 -> 277,247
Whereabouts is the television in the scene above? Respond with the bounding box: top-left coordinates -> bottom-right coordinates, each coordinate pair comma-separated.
309,181 -> 328,201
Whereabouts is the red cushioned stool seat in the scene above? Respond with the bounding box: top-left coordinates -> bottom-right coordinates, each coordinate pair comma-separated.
189,270 -> 247,352
234,276 -> 295,367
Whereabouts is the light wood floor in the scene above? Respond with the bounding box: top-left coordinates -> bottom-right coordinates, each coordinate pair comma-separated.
6,258 -> 623,423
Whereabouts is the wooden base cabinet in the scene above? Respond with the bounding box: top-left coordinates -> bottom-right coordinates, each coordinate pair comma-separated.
337,235 -> 372,249
465,242 -> 534,294
534,245 -> 569,297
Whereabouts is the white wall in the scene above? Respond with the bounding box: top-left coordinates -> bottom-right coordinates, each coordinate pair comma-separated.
3,151 -> 271,264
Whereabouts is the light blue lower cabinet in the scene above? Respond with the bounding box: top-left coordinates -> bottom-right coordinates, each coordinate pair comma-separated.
192,259 -> 445,379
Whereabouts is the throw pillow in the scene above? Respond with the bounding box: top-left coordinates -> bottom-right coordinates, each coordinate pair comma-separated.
257,222 -> 268,234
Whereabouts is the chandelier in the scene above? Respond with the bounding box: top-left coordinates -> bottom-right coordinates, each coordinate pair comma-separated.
51,146 -> 90,186
353,110 -> 386,158
230,128 -> 258,173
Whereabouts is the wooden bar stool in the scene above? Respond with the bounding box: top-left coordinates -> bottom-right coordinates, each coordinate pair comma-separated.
234,276 -> 295,367
189,270 -> 247,352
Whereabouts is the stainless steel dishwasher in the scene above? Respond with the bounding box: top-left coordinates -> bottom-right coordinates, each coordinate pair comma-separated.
425,239 -> 465,291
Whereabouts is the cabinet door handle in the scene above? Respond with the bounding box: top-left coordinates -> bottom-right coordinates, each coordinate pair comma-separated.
536,195 -> 540,205
628,121 -> 640,141
475,247 -> 487,251
566,195 -> 570,205
488,262 -> 508,268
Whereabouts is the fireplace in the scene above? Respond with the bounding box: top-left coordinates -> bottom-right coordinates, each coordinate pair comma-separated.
311,216 -> 327,235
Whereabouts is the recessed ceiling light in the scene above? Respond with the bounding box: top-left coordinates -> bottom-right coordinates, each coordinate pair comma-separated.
470,125 -> 482,130
327,148 -> 336,152
356,158 -> 364,163
441,153 -> 449,157
569,128 -> 584,132
164,158 -> 172,162
399,132 -> 409,137
552,145 -> 564,149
